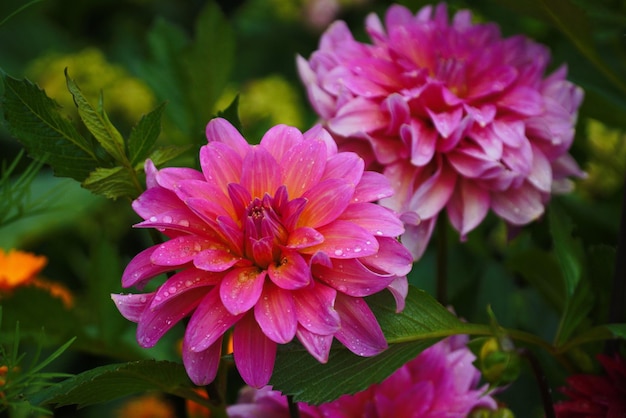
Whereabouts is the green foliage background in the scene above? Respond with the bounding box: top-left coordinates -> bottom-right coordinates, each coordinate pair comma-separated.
0,0 -> 625,417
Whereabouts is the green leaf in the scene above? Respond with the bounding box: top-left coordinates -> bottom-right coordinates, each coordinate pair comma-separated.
65,70 -> 127,164
271,287 -> 485,404
1,74 -> 98,181
146,144 -> 192,168
548,203 -> 584,297
182,0 -> 235,135
554,277 -> 593,347
30,360 -> 203,409
127,102 -> 166,166
82,166 -> 140,200
215,94 -> 242,133
562,323 -> 626,351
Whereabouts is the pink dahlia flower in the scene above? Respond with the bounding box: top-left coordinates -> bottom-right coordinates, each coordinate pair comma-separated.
554,353 -> 626,417
112,118 -> 412,388
227,335 -> 497,417
297,2 -> 585,259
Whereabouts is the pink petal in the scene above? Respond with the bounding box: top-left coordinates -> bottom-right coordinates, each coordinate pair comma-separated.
304,220 -> 379,259
200,142 -> 243,194
353,171 -> 394,203
122,246 -> 172,289
132,187 -> 184,221
303,124 -> 337,156
134,209 -> 210,236
401,217 -> 437,261
268,250 -> 312,289
467,65 -> 517,99
359,236 -> 413,276
491,120 -> 527,148
254,282 -> 297,344
281,139 -> 327,198
193,249 -> 241,272
297,179 -> 354,228
408,160 -> 457,219
386,276 -> 408,313
491,182 -> 544,225
205,118 -> 249,158
527,145 -> 552,193
384,93 -> 410,134
233,313 -> 277,388
136,287 -> 207,348
186,287 -> 243,352
349,57 -> 403,90
328,97 -> 389,137
111,292 -> 154,322
321,152 -> 364,186
402,120 -> 438,167
150,235 -> 217,266
447,178 -> 490,237
498,86 -> 544,116
426,107 -> 462,139
156,167 -> 204,191
241,147 -> 282,200
338,202 -> 404,237
296,327 -> 334,363
334,294 -> 387,356
144,159 -> 158,189
182,336 -> 222,386
368,132 -> 409,165
313,258 -> 395,297
259,125 -> 303,162
220,267 -> 267,315
286,226 -> 324,249
464,103 -> 496,128
293,282 -> 340,335
150,268 -> 221,309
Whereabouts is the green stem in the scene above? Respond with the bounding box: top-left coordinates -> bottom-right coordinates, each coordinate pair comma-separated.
519,348 -> 555,418
287,395 -> 301,418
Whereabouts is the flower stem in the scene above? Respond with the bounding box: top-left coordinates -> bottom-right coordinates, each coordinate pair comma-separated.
287,395 -> 301,418
606,171 -> 626,355
436,216 -> 448,305
519,348 -> 555,418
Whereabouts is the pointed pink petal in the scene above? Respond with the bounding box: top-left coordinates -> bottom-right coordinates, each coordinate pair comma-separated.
205,118 -> 249,158
402,120 -> 437,166
156,167 -> 204,191
384,93 -> 410,133
359,236 -> 413,276
334,294 -> 387,356
259,125 -> 303,162
368,132 -> 409,165
186,287 -> 243,352
349,58 -> 403,90
321,152 -> 364,186
296,327 -> 334,363
467,124 -> 503,160
401,217 -> 437,261
134,208 -> 211,237
281,139 -> 327,198
268,250 -> 311,289
303,124 -> 337,156
353,171 -> 394,203
527,145 -> 552,193
386,276 -> 408,313
136,287 -> 207,347
314,257 -> 395,297
491,182 -> 544,225
464,103 -> 496,128
144,159 -> 158,189
328,97 -> 389,137
182,336 -> 222,386
193,249 -> 241,272
447,178 -> 490,237
111,292 -> 154,322
293,282 -> 340,335
254,282 -> 297,344
426,107 -> 462,139
498,86 -> 544,116
220,267 -> 267,315
241,147 -> 281,200
408,160 -> 457,219
467,66 -> 517,99
304,220 -> 379,259
297,179 -> 354,228
200,142 -> 243,194
492,120 -> 527,148
149,268 -> 221,309
338,203 -> 404,237
150,235 -> 218,266
446,146 -> 501,179
286,226 -> 324,249
233,313 -> 277,388
122,246 -> 172,289
132,187 -> 185,221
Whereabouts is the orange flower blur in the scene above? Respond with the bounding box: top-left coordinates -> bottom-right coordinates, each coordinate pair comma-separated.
0,249 -> 47,292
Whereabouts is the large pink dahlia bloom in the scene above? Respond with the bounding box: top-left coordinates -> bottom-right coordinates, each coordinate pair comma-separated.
297,3 -> 585,259
112,118 -> 412,388
227,335 -> 497,417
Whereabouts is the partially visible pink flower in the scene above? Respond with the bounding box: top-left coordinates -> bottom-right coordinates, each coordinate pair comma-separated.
227,335 -> 497,417
554,353 -> 626,417
112,118 -> 412,388
297,2 -> 585,259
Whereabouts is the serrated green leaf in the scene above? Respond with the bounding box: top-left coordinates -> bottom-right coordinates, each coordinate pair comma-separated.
30,360 -> 200,409
183,1 -> 235,136
146,144 -> 192,168
127,102 -> 166,166
271,287 -> 486,404
65,70 -> 127,164
562,323 -> 626,351
82,166 -> 140,200
554,277 -> 594,347
548,203 -> 584,297
1,74 -> 98,181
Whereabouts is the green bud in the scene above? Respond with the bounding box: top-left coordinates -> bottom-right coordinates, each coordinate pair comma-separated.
479,338 -> 521,385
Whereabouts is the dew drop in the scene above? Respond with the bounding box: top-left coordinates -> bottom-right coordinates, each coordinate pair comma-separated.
353,246 -> 362,253
337,285 -> 347,293
139,296 -> 147,303
149,216 -> 158,222
163,215 -> 173,223
163,291 -> 169,297
375,230 -> 383,236
169,286 -> 177,294
185,280 -> 193,287
179,219 -> 190,227
334,249 -> 343,256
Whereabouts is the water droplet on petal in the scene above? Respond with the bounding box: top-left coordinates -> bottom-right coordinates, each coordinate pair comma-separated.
334,249 -> 343,256
163,215 -> 173,223
149,216 -> 158,222
179,219 -> 190,227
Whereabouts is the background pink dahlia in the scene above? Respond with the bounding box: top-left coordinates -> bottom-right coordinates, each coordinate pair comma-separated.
112,118 -> 412,388
297,2 -> 585,259
227,335 -> 497,417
